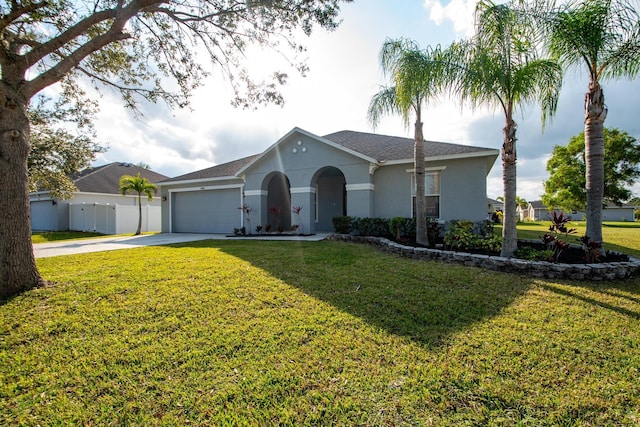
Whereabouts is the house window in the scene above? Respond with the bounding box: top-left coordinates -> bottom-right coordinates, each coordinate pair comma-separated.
412,171 -> 440,218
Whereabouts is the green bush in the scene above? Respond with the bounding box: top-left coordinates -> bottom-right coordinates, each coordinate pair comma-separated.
389,217 -> 405,240
332,216 -> 353,234
443,220 -> 501,253
354,217 -> 391,238
331,216 -> 448,247
514,246 -> 554,261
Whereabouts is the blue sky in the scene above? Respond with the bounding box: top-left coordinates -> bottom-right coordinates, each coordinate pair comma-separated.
90,0 -> 640,202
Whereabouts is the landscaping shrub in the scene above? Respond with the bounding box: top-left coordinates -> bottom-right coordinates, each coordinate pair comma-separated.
443,220 -> 502,253
332,216 -> 353,234
353,217 -> 391,238
514,245 -> 554,261
389,217 -> 405,240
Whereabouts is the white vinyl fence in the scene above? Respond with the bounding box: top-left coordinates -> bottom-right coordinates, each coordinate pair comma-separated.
69,203 -> 161,234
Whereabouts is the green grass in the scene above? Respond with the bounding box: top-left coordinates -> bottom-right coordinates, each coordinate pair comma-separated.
496,221 -> 640,258
32,231 -> 159,244
1,237 -> 639,425
31,231 -> 107,243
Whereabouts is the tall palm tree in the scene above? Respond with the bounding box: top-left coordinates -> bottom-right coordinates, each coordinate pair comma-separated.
368,38 -> 449,246
452,0 -> 562,256
119,173 -> 158,235
545,0 -> 640,245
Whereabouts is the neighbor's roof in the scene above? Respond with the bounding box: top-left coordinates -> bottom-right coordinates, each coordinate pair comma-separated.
529,200 -> 547,209
161,129 -> 497,184
73,162 -> 169,194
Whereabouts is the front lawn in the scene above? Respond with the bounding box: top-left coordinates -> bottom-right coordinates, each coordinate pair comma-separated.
2,238 -> 639,425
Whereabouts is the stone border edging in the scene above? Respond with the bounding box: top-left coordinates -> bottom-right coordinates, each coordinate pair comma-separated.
327,234 -> 640,281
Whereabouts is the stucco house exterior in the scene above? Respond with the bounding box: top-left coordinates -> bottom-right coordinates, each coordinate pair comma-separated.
158,128 -> 499,235
30,162 -> 168,234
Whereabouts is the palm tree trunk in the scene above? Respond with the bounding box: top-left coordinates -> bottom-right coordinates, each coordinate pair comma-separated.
414,108 -> 429,247
136,194 -> 143,235
500,118 -> 518,257
584,80 -> 606,246
0,86 -> 45,298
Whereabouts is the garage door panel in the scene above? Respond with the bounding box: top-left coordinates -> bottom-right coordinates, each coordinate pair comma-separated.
31,201 -> 58,231
172,189 -> 239,233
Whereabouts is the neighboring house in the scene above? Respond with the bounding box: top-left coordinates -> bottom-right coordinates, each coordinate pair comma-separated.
158,128 -> 499,234
599,204 -> 636,222
30,162 -> 168,234
519,200 -> 636,222
520,200 -> 564,221
487,197 -> 504,217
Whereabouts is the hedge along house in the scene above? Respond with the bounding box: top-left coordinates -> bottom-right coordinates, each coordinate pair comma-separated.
157,128 -> 499,235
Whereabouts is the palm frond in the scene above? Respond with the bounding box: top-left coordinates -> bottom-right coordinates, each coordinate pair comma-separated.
367,86 -> 404,130
547,0 -> 640,81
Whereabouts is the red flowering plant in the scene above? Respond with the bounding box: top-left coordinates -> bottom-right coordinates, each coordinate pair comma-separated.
540,211 -> 577,262
238,204 -> 253,234
292,206 -> 304,234
268,206 -> 281,232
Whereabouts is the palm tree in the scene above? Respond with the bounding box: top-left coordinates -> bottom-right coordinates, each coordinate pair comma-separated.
368,38 -> 449,246
451,0 -> 562,256
119,173 -> 158,235
545,0 -> 640,245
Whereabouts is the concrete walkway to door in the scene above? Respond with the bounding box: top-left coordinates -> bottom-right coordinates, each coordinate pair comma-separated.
34,233 -> 329,258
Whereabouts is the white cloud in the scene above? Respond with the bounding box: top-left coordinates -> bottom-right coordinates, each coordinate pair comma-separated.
423,0 -> 477,37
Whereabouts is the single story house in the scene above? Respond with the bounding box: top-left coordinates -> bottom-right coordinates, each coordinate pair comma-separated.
487,197 -> 504,215
518,200 -> 636,222
518,200 -> 549,221
158,128 -> 499,235
30,162 -> 168,234
599,203 -> 637,222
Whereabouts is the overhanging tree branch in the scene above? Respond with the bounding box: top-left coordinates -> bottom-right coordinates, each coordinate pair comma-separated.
0,1 -> 48,31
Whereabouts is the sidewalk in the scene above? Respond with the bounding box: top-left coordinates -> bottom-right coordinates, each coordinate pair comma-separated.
34,233 -> 329,258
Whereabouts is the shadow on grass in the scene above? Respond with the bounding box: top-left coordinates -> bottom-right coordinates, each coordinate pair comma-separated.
215,240 -> 534,350
540,279 -> 640,320
604,242 -> 640,259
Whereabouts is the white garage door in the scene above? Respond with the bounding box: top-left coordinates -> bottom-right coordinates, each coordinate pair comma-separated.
31,201 -> 58,231
172,189 -> 240,233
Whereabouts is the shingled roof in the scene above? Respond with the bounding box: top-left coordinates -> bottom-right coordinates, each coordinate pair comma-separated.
159,155 -> 259,183
160,129 -> 497,183
73,162 -> 169,194
322,130 -> 494,162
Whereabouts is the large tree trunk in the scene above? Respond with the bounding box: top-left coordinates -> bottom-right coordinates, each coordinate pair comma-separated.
414,110 -> 429,247
0,84 -> 45,299
500,118 -> 518,257
584,80 -> 606,245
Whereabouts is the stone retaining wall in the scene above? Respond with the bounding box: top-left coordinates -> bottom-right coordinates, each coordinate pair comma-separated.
327,234 -> 640,281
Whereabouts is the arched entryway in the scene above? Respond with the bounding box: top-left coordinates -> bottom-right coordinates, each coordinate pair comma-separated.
265,172 -> 291,231
313,167 -> 347,232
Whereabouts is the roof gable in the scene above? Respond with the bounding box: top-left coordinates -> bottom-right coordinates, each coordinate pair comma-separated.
235,127 -> 379,177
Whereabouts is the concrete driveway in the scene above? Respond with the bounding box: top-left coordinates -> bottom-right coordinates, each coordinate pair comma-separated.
34,233 -> 329,258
